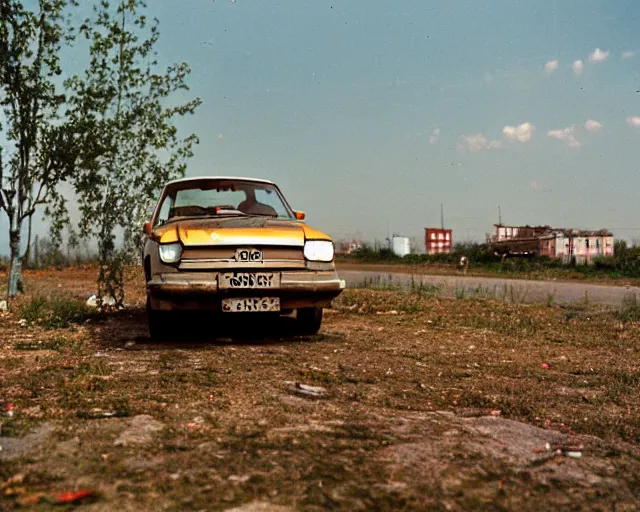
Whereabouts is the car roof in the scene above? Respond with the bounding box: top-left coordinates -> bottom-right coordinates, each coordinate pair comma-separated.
165,176 -> 275,186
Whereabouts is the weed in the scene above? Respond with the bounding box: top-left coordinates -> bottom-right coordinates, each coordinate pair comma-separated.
409,276 -> 441,297
20,296 -> 98,329
20,296 -> 48,325
546,292 -> 555,307
615,293 -> 640,322
506,285 -> 530,304
359,275 -> 402,291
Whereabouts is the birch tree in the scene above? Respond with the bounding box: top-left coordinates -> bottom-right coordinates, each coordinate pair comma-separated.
64,0 -> 200,307
0,0 -> 77,297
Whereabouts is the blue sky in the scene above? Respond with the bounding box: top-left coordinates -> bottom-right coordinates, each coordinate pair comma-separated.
2,0 -> 640,253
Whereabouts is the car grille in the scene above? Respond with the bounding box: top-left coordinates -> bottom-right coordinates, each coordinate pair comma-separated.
179,246 -> 305,270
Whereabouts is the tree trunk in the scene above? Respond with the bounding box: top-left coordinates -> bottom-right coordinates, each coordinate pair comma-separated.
8,229 -> 23,297
23,213 -> 33,268
34,235 -> 39,268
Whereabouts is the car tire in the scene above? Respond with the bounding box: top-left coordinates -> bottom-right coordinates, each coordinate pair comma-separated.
146,295 -> 173,341
296,307 -> 323,336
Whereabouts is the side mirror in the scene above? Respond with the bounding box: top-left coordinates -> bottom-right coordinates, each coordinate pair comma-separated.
294,211 -> 306,221
143,221 -> 152,236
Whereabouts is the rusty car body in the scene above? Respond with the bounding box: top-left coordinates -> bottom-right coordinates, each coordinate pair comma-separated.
142,176 -> 345,339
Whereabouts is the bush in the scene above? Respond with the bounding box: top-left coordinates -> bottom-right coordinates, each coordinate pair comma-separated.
351,244 -> 401,262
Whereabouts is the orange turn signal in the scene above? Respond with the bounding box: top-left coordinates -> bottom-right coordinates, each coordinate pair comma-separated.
295,211 -> 306,220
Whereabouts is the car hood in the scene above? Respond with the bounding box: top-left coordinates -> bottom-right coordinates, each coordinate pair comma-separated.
152,216 -> 331,247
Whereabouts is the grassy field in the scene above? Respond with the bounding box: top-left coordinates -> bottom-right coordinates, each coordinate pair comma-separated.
1,267 -> 639,511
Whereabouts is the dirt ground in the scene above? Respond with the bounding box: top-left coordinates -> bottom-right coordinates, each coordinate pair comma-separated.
1,266 -> 639,511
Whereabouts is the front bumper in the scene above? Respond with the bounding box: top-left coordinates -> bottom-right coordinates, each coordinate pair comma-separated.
147,270 -> 346,311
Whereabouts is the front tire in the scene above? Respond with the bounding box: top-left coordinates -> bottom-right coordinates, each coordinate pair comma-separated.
147,295 -> 173,341
296,307 -> 323,336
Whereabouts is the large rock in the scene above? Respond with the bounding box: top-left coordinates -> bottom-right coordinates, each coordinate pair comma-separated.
0,423 -> 54,460
114,415 -> 164,447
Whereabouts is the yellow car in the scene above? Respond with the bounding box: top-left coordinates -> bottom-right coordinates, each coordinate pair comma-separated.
142,176 -> 345,339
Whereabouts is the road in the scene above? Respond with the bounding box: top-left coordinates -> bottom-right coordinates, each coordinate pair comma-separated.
338,269 -> 640,307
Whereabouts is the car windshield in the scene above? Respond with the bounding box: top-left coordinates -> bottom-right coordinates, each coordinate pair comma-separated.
154,179 -> 294,225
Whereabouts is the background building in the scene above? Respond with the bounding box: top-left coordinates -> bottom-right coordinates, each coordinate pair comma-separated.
425,228 -> 453,254
491,224 -> 614,264
391,235 -> 411,257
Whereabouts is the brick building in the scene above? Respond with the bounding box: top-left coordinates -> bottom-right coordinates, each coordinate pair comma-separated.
425,228 -> 453,254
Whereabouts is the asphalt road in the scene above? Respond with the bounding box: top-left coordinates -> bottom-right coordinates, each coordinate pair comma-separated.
338,270 -> 640,308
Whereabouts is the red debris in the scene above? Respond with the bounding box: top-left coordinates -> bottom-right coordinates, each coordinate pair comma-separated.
54,489 -> 95,504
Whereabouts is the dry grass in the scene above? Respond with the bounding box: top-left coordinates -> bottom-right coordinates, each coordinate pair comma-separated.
0,266 -> 639,511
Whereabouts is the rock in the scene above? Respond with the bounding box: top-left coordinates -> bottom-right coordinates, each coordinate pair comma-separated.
286,381 -> 327,398
114,415 -> 164,447
0,300 -> 7,312
228,474 -> 251,483
86,295 -> 117,308
0,423 -> 54,460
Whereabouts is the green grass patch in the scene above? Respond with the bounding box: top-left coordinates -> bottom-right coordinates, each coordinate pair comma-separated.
20,296 -> 98,329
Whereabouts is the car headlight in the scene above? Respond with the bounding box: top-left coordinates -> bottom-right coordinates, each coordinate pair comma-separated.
304,240 -> 334,262
158,242 -> 182,264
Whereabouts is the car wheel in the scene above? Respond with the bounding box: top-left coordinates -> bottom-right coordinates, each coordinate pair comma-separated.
296,307 -> 323,336
146,295 -> 173,341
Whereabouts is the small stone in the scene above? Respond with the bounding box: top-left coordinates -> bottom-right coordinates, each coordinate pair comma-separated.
228,474 -> 250,483
286,381 -> 327,398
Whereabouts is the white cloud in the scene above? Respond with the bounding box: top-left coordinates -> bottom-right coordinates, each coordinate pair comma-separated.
502,122 -> 536,143
429,127 -> 440,145
572,60 -> 584,75
457,134 -> 504,153
626,116 -> 640,127
622,51 -> 635,59
545,60 -> 559,73
547,126 -> 581,148
585,120 -> 603,132
588,48 -> 610,63
458,122 -> 535,153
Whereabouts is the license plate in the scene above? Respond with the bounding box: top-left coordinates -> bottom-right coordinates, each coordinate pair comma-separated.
221,297 -> 280,313
219,272 -> 280,289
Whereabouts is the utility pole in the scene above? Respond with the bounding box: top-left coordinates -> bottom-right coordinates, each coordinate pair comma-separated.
498,206 -> 502,225
440,203 -> 444,230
